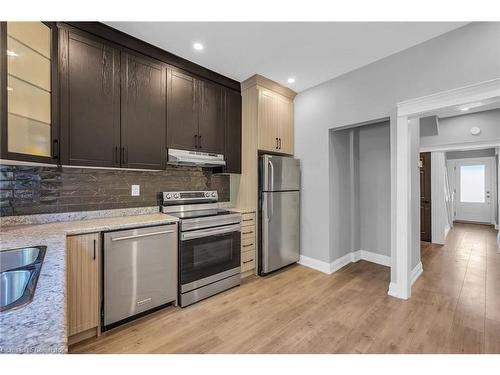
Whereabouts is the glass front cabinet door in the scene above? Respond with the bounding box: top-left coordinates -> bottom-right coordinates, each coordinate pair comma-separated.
1,22 -> 58,163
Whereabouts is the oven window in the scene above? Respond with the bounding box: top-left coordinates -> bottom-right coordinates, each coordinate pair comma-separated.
180,231 -> 241,285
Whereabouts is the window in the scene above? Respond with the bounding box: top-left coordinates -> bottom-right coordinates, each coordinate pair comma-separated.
460,165 -> 485,203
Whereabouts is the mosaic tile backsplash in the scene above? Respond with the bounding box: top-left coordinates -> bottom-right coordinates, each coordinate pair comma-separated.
0,164 -> 229,216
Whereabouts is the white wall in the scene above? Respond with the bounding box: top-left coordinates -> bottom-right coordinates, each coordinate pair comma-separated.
295,22 -> 500,269
358,122 -> 391,256
421,109 -> 500,150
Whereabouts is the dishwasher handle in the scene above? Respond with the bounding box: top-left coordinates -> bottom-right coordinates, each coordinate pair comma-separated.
111,229 -> 176,242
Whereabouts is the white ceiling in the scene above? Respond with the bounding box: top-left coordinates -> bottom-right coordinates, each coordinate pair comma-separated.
106,22 -> 467,92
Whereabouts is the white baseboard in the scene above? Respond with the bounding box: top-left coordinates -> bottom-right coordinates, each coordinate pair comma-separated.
355,250 -> 391,267
299,250 -> 391,275
411,262 -> 423,285
298,255 -> 331,274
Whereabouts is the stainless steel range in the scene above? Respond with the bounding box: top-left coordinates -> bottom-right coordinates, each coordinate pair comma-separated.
161,191 -> 241,307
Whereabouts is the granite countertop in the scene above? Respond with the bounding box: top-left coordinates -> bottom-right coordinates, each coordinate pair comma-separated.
0,212 -> 178,354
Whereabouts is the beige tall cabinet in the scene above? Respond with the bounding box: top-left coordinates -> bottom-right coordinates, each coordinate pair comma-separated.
256,86 -> 295,154
233,75 -> 296,276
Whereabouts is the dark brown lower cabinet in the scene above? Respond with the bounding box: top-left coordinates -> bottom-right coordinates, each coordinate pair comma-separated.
60,27 -> 121,167
121,51 -> 166,170
223,89 -> 242,174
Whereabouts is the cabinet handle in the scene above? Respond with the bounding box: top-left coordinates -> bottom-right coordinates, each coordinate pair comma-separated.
243,259 -> 254,264
242,231 -> 253,235
52,139 -> 59,159
242,244 -> 253,248
93,239 -> 96,260
279,138 -> 282,150
242,219 -> 253,222
194,134 -> 198,148
199,135 -> 202,149
114,146 -> 119,164
276,137 -> 278,149
121,147 -> 127,164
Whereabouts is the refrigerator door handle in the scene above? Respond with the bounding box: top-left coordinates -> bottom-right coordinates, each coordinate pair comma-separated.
267,193 -> 273,221
268,159 -> 275,192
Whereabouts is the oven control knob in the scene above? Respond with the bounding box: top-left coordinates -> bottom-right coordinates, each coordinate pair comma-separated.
173,193 -> 180,199
211,192 -> 216,197
205,192 -> 210,197
165,193 -> 172,199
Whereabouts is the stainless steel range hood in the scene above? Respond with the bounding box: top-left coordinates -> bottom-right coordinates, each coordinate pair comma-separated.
167,148 -> 226,167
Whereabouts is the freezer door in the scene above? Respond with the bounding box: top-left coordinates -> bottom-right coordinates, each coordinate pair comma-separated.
261,154 -> 300,191
103,224 -> 178,327
261,191 -> 300,274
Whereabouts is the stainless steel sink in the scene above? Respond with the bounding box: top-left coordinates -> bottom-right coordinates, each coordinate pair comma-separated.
0,247 -> 40,272
0,270 -> 32,308
0,246 -> 46,312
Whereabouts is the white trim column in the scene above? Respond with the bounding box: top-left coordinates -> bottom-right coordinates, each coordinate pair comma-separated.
390,115 -> 412,299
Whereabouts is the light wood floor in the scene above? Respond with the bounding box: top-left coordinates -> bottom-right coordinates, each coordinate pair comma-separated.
71,223 -> 500,354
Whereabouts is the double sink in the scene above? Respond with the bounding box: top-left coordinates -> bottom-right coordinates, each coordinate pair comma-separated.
0,246 -> 46,312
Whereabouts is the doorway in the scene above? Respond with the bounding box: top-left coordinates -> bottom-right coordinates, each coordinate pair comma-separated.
420,152 -> 432,241
392,78 -> 500,300
448,157 -> 495,224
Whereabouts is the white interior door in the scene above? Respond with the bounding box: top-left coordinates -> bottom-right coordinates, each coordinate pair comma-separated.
455,157 -> 494,223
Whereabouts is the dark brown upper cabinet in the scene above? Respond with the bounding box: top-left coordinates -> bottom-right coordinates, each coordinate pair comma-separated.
223,88 -> 242,174
0,22 -> 60,164
166,69 -> 225,155
166,69 -> 198,152
121,51 -> 166,170
3,22 -> 241,172
198,79 -> 224,154
59,28 -> 121,167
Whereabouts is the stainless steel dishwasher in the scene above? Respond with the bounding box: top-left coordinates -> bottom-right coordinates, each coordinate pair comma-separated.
103,224 -> 177,330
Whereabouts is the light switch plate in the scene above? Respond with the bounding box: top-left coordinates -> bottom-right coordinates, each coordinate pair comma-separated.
131,185 -> 140,196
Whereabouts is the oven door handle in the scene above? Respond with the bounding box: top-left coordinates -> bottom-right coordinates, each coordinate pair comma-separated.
181,224 -> 241,240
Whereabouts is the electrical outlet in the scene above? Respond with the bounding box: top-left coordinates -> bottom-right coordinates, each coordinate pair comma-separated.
131,185 -> 140,197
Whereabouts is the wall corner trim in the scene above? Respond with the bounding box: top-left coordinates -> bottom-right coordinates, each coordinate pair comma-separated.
411,262 -> 424,286
388,282 -> 400,298
444,224 -> 451,241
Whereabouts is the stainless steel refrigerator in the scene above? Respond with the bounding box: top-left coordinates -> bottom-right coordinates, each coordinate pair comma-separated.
259,154 -> 300,275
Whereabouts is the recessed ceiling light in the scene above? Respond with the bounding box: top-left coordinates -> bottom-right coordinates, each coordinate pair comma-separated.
6,50 -> 18,57
193,42 -> 204,51
287,78 -> 295,84
460,107 -> 470,111
6,86 -> 13,91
